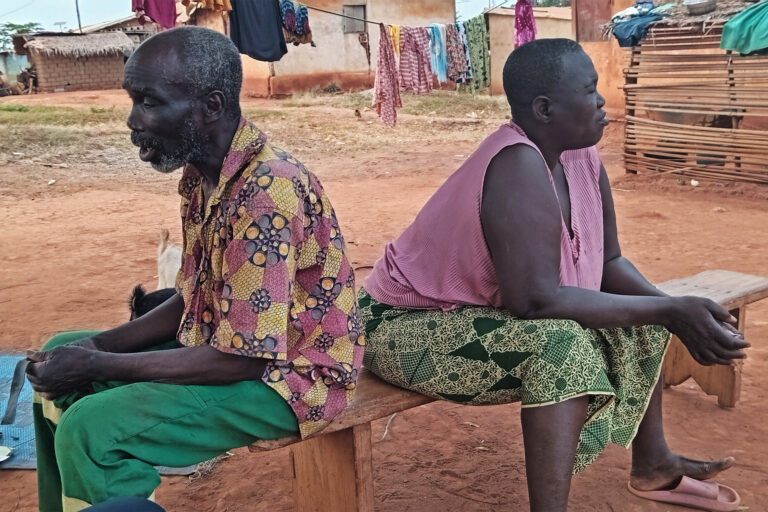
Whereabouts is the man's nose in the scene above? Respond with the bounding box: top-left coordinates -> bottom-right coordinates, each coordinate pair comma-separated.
127,106 -> 142,132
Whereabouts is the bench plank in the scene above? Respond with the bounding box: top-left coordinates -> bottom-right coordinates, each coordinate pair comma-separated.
250,370 -> 434,451
657,270 -> 768,308
657,270 -> 768,408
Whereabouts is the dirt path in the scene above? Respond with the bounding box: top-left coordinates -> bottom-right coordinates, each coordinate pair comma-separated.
2,91 -> 768,511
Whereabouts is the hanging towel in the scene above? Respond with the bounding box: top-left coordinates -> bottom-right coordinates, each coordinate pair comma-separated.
464,16 -> 489,91
389,25 -> 401,54
181,0 -> 231,12
400,26 -> 433,94
429,24 -> 448,84
457,22 -> 473,83
611,14 -> 664,47
280,1 -> 313,46
373,24 -> 402,127
721,0 -> 768,55
445,23 -> 469,83
515,0 -> 537,48
133,0 -> 176,29
230,0 -> 287,61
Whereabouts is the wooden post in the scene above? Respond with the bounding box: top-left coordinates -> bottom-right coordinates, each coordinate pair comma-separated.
289,425 -> 374,512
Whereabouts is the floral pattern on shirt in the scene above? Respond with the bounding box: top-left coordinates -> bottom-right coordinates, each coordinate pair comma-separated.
176,119 -> 365,437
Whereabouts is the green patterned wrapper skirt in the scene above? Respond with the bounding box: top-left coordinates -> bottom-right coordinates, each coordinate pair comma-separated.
358,289 -> 671,472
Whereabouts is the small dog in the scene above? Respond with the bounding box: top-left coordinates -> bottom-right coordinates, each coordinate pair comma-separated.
129,285 -> 176,320
157,229 -> 183,290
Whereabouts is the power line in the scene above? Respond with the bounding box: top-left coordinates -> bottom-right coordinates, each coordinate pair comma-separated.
0,0 -> 37,19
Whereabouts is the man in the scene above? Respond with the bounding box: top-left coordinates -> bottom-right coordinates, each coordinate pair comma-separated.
360,39 -> 744,511
27,26 -> 364,512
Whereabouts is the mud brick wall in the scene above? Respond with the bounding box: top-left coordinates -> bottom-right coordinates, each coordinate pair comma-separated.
33,53 -> 125,93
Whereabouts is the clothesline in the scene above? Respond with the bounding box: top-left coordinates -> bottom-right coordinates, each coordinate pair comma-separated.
303,0 -> 512,29
303,4 -> 382,26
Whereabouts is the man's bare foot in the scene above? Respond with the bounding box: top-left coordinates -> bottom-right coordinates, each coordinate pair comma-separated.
629,454 -> 735,491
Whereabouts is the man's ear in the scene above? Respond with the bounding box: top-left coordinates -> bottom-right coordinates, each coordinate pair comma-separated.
202,90 -> 226,123
531,95 -> 553,124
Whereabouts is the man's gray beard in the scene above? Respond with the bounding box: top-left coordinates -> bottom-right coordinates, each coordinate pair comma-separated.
151,118 -> 210,173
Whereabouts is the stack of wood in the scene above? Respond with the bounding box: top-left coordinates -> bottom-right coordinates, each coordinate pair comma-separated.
622,23 -> 768,184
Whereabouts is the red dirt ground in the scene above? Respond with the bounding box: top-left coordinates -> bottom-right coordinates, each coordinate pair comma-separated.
2,90 -> 768,511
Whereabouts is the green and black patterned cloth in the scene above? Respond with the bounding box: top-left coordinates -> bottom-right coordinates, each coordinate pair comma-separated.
359,289 -> 670,472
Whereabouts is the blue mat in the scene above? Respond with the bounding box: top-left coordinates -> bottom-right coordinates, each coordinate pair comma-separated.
0,354 -> 198,475
0,354 -> 36,469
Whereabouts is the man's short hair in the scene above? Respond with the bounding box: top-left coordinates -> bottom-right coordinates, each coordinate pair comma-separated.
503,38 -> 584,119
146,26 -> 243,121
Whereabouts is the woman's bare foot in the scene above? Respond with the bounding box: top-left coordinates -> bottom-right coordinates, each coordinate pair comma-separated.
629,454 -> 735,491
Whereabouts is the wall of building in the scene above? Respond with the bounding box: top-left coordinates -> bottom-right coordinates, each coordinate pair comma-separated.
488,10 -> 573,96
270,0 -> 454,95
33,52 -> 125,93
189,8 -> 272,98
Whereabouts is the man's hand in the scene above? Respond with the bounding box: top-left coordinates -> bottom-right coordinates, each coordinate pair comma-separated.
666,296 -> 750,366
25,346 -> 101,400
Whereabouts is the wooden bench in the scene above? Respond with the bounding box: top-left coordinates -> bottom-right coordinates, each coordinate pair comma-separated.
250,269 -> 768,511
249,370 -> 435,512
657,270 -> 768,408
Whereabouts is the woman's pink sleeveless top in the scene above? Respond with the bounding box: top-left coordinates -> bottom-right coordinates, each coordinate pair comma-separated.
365,121 -> 604,311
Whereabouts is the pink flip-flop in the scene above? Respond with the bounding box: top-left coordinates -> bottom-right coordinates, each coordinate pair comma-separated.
627,476 -> 741,511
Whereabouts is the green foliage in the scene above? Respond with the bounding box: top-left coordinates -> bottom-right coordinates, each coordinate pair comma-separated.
0,22 -> 43,52
0,105 -> 29,112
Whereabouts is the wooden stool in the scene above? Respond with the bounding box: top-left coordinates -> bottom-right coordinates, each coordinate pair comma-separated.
658,270 -> 768,407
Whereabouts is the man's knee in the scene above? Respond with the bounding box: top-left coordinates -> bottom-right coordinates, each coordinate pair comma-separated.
54,396 -> 105,464
42,330 -> 100,351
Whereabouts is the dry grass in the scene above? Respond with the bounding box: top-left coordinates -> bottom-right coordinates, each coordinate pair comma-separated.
0,92 -> 509,178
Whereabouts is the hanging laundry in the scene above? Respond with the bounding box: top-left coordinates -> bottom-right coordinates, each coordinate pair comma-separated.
230,0 -> 287,61
721,0 -> 768,55
464,16 -> 489,91
515,0 -> 537,48
373,24 -> 402,127
429,24 -> 448,84
399,26 -> 433,94
457,22 -> 473,83
132,0 -> 176,29
280,1 -> 314,46
445,23 -> 469,84
611,14 -> 664,47
389,25 -> 401,55
181,0 -> 231,12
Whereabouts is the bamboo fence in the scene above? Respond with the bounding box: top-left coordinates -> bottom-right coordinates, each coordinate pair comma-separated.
622,22 -> 768,184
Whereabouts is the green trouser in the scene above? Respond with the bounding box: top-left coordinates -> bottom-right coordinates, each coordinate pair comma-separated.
34,331 -> 299,512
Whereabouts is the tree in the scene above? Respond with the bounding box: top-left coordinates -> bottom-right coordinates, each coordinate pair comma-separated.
0,22 -> 43,52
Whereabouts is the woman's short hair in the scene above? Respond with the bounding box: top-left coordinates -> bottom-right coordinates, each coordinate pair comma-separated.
503,38 -> 584,119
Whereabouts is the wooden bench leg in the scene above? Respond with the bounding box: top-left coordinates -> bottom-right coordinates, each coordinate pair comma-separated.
289,424 -> 374,512
662,306 -> 745,408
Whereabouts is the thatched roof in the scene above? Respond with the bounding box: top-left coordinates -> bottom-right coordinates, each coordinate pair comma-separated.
12,32 -> 134,58
654,0 -> 756,27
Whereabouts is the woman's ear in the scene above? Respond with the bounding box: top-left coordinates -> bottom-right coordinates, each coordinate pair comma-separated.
531,95 -> 553,124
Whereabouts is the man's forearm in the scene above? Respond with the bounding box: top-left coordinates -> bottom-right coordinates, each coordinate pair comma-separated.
91,293 -> 185,353
88,343 -> 267,385
601,256 -> 668,298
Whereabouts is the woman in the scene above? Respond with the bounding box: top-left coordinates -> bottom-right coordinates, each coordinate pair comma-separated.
360,39 -> 746,511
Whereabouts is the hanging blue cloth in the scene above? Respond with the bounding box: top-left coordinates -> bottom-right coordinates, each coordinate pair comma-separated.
428,24 -> 448,84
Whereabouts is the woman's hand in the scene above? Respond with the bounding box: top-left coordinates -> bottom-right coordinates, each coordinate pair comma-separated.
665,296 -> 750,366
25,345 -> 102,400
